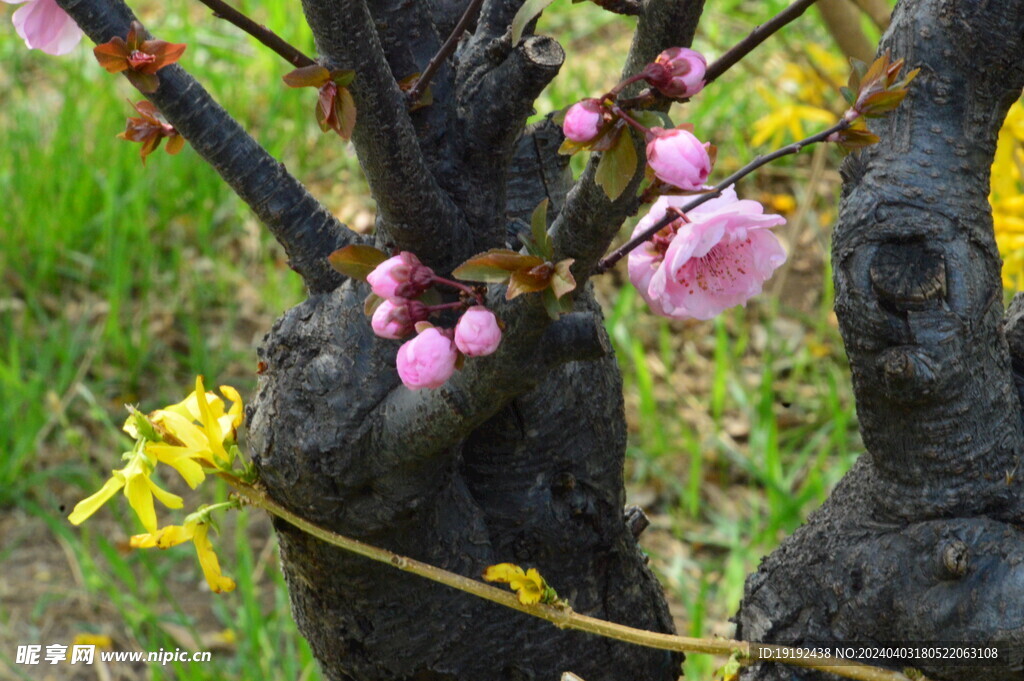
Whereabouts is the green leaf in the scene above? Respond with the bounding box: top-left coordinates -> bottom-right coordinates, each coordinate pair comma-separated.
595,127 -> 638,201
631,110 -> 673,130
364,292 -> 384,316
331,69 -> 356,88
541,288 -> 573,319
530,199 -> 553,259
550,259 -> 576,299
558,137 -> 587,156
283,64 -> 330,88
453,249 -> 544,282
510,0 -> 558,45
328,244 -> 388,280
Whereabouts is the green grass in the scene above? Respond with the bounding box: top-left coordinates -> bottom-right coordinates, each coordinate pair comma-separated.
0,0 -> 871,679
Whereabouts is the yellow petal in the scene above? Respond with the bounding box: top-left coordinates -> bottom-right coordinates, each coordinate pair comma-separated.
508,568 -> 546,605
219,384 -> 244,430
125,474 -> 158,532
152,410 -> 213,451
72,634 -> 113,649
192,523 -> 236,593
68,475 -> 125,525
146,476 -> 184,510
147,444 -> 207,488
130,524 -> 194,549
483,563 -> 525,584
195,376 -> 229,463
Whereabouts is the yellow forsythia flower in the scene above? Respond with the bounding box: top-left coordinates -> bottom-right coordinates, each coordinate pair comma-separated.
483,563 -> 552,605
130,516 -> 236,593
990,100 -> 1024,290
141,376 -> 244,478
68,440 -> 183,532
72,634 -> 113,649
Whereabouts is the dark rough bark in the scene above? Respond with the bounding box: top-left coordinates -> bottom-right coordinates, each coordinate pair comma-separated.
737,1 -> 1024,678
243,1 -> 713,677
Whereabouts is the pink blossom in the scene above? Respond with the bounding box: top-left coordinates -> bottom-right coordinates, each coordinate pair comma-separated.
370,298 -> 427,340
645,47 -> 706,99
396,327 -> 458,390
646,128 -> 712,191
366,252 -> 433,300
454,306 -> 502,357
562,99 -> 605,143
627,187 -> 787,320
3,0 -> 82,55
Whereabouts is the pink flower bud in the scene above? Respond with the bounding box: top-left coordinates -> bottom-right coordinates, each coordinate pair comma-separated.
371,298 -> 428,339
562,99 -> 606,143
645,47 -> 706,99
646,128 -> 712,191
454,306 -> 502,357
367,252 -> 434,300
7,0 -> 83,55
396,327 -> 459,390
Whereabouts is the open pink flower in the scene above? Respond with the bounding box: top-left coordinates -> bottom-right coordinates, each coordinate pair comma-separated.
454,306 -> 501,357
627,187 -> 787,320
396,327 -> 458,390
646,127 -> 712,191
4,0 -> 82,55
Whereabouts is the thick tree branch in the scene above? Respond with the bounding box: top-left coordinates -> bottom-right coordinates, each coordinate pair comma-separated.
300,0 -> 467,270
455,35 -> 564,251
831,0 -> 1024,520
549,0 -> 706,281
56,0 -> 356,294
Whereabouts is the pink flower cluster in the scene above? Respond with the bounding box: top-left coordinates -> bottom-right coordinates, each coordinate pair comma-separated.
367,252 -> 502,390
560,47 -> 715,193
3,0 -> 82,55
628,187 -> 787,320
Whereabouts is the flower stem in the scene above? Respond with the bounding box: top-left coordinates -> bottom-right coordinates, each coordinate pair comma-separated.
431,275 -> 485,305
704,0 -> 820,86
595,117 -> 850,274
229,480 -> 927,681
406,0 -> 485,105
428,301 -> 468,314
606,72 -> 649,99
194,0 -> 314,68
611,105 -> 650,137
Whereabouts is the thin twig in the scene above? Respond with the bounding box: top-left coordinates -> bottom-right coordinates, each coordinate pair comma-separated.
704,0 -> 821,86
195,0 -> 314,68
595,118 -> 849,274
406,0 -> 485,105
230,480 -> 926,681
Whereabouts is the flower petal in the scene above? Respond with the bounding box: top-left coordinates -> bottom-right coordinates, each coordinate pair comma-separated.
147,443 -> 207,488
192,524 -> 236,593
124,473 -> 158,532
67,475 -> 125,525
482,563 -> 525,584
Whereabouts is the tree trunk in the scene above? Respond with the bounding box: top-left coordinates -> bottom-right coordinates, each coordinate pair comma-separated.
240,0 -> 707,676
737,1 -> 1024,679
